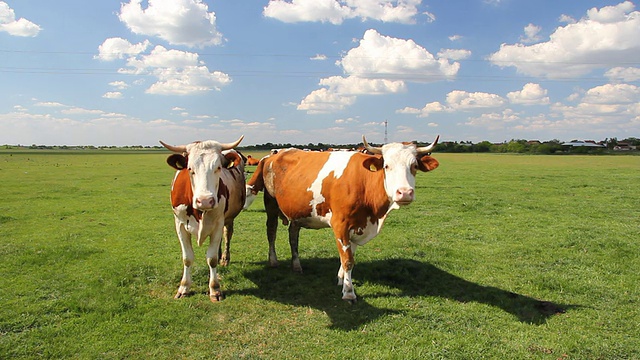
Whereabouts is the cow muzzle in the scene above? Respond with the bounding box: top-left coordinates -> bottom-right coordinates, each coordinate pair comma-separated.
194,195 -> 217,210
394,187 -> 414,205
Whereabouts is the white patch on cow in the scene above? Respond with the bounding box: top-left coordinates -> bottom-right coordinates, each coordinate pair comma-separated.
341,242 -> 350,252
173,204 -> 199,235
380,143 -> 419,205
350,216 -> 381,246
186,141 -> 226,210
305,151 -> 356,226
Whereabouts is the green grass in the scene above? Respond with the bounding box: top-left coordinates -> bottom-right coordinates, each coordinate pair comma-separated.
1,151 -> 638,359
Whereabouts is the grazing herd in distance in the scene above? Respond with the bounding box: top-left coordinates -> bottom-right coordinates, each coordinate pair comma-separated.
160,135 -> 440,302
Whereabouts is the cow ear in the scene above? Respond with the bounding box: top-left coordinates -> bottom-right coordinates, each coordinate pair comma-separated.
363,156 -> 384,172
167,154 -> 187,170
417,155 -> 439,172
223,151 -> 242,168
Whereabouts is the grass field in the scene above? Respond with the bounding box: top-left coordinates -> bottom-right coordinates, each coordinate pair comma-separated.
1,150 -> 638,359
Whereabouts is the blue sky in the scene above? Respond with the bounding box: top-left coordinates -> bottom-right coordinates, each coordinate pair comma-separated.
1,0 -> 639,146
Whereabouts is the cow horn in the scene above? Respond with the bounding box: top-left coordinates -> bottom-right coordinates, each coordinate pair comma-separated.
416,135 -> 440,155
220,135 -> 244,150
159,141 -> 187,154
362,135 -> 382,155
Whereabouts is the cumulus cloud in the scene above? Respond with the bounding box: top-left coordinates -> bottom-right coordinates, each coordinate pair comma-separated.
263,0 -> 422,25
437,49 -> 472,61
339,29 -> 461,80
520,23 -> 542,43
489,1 -> 640,78
119,0 -> 223,48
605,67 -> 640,82
398,90 -> 506,117
98,44 -> 231,95
298,29 -> 465,113
146,65 -> 231,95
109,81 -> 130,90
297,88 -> 356,114
310,54 -> 328,61
0,1 -> 41,37
103,92 -> 123,99
506,83 -> 550,105
95,38 -> 150,61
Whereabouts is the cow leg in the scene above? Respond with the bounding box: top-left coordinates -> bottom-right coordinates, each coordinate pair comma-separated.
219,223 -> 233,266
175,218 -> 195,299
264,192 -> 279,268
206,219 -> 225,302
288,222 -> 303,273
334,234 -> 358,302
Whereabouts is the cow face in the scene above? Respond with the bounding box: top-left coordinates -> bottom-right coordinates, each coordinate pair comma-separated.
161,137 -> 244,211
363,136 -> 439,206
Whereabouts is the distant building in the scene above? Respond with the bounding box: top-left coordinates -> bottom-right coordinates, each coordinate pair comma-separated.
561,140 -> 605,148
613,142 -> 636,151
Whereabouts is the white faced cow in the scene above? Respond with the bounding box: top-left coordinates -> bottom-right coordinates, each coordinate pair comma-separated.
244,135 -> 439,302
161,136 -> 245,302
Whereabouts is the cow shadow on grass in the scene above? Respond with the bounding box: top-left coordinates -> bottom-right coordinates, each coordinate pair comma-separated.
237,257 -> 574,330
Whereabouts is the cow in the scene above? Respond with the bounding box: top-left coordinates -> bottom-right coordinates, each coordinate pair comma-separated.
246,155 -> 260,166
160,136 -> 246,302
244,135 -> 439,302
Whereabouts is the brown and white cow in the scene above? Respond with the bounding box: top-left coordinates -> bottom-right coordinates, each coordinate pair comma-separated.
244,135 -> 439,302
246,155 -> 260,166
161,136 -> 246,302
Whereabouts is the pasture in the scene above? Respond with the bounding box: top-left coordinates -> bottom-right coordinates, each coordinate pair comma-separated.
0,150 -> 638,359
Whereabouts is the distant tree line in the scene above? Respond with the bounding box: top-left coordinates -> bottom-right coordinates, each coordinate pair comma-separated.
3,137 -> 638,154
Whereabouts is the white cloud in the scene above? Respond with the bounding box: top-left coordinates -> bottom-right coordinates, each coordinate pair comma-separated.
447,90 -> 506,110
339,29 -> 461,80
423,11 -> 436,23
297,88 -> 356,114
263,0 -> 422,25
397,90 -> 506,117
520,23 -> 542,44
462,83 -> 640,137
119,0 -> 223,48
507,83 -> 550,105
146,65 -> 231,95
0,1 -> 41,37
310,54 -> 328,61
34,101 -> 66,107
605,67 -> 640,82
448,35 -> 462,41
558,14 -> 576,24
95,38 -> 150,61
299,29 -> 464,114
319,76 -> 406,95
489,1 -> 640,78
437,49 -> 472,61
102,45 -> 231,95
109,81 -> 130,90
465,109 -> 521,130
103,92 -> 123,99
61,107 -> 104,115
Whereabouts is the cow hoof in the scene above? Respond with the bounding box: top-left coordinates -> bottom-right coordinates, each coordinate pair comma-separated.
210,292 -> 225,302
292,265 -> 303,273
219,258 -> 229,267
174,292 -> 189,299
342,292 -> 357,303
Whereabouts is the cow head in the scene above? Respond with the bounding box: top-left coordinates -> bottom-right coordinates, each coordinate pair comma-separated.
362,135 -> 439,206
161,136 -> 244,211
